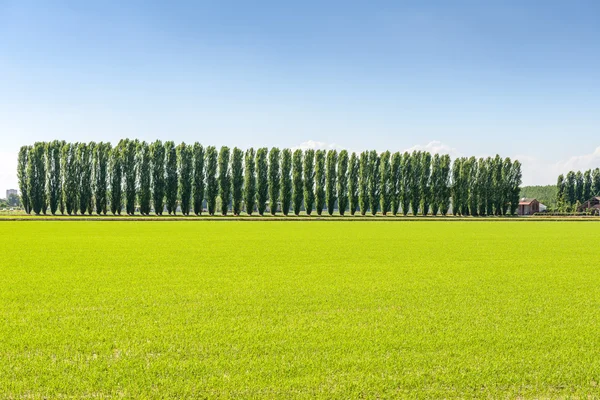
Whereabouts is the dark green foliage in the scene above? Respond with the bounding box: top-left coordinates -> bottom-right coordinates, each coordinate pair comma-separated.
314,150 -> 326,215
337,150 -> 349,215
77,143 -> 94,215
390,152 -> 401,215
326,150 -> 338,216
583,170 -> 592,201
379,151 -> 391,215
120,140 -> 137,216
575,171 -> 584,203
348,152 -> 359,215
62,143 -> 79,215
565,171 -> 576,206
501,158 -> 512,215
109,144 -> 122,215
205,146 -> 219,215
439,155 -> 452,216
476,158 -> 488,216
45,141 -> 62,215
279,149 -> 292,216
555,176 -> 565,208
491,155 -> 504,215
593,168 -> 600,196
137,141 -> 151,216
292,149 -> 304,216
451,158 -> 463,216
150,140 -> 165,215
465,157 -> 478,216
164,141 -> 178,215
17,146 -> 31,214
509,161 -> 522,215
218,146 -> 231,216
244,148 -> 256,215
255,148 -> 268,216
420,152 -> 432,216
409,151 -> 421,215
303,149 -> 315,215
93,142 -> 110,215
192,143 -> 205,215
368,150 -> 380,215
268,148 -> 280,215
27,143 -> 46,215
400,152 -> 412,216
231,147 -> 244,216
177,143 -> 193,216
430,154 -> 441,216
358,151 -> 369,216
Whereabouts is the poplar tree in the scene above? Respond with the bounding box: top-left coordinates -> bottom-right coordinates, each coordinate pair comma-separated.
177,143 -> 193,216
62,143 -> 79,215
165,141 -> 178,215
575,171 -> 584,203
439,155 -> 452,216
268,148 -> 281,215
485,158 -> 495,215
509,160 -> 522,215
150,140 -> 165,215
279,148 -> 292,216
109,143 -> 123,215
326,150 -> 338,215
491,155 -> 503,215
93,142 -> 110,215
121,140 -> 137,215
303,149 -> 315,215
358,151 -> 369,215
137,141 -> 152,216
348,152 -> 359,215
565,171 -> 576,206
379,150 -> 391,215
592,168 -> 600,196
27,143 -> 46,215
77,142 -> 93,215
192,143 -> 205,215
390,152 -> 401,215
205,146 -> 219,215
45,140 -> 62,215
501,158 -> 512,215
218,146 -> 231,215
583,170 -> 592,201
400,152 -> 412,216
292,149 -> 304,215
17,146 -> 31,214
556,174 -> 565,207
231,147 -> 244,216
431,154 -> 441,216
451,158 -> 462,216
463,157 -> 476,216
256,147 -> 268,215
314,150 -> 326,215
368,150 -> 380,215
337,150 -> 349,215
420,152 -> 432,216
476,158 -> 488,216
409,151 -> 421,215
244,148 -> 256,215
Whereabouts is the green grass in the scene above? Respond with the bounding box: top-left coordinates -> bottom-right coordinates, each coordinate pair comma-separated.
1,221 -> 600,398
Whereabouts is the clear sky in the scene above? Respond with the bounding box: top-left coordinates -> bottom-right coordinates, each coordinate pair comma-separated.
1,0 -> 599,195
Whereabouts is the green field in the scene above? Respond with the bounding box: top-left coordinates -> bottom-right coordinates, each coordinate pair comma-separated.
1,221 -> 599,398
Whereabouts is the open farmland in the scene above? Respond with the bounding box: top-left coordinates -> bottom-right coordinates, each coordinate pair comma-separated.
1,221 -> 600,398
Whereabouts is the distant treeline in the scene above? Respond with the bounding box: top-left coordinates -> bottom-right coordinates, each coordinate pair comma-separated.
17,140 -> 522,217
520,185 -> 557,208
556,169 -> 600,210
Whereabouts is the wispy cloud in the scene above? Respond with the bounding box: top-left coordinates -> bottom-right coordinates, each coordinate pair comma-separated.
403,140 -> 462,158
292,140 -> 344,151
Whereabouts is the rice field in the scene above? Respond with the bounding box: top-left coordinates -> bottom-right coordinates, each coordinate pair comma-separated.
1,221 -> 599,398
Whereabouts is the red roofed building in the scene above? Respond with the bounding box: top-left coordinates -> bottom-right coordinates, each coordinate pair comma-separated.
518,198 -> 539,216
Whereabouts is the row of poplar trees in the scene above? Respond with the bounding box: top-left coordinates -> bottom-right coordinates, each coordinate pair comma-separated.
17,140 -> 522,216
556,169 -> 600,209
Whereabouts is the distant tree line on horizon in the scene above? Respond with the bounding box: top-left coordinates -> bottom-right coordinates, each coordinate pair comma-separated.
17,140 -> 522,217
556,169 -> 600,211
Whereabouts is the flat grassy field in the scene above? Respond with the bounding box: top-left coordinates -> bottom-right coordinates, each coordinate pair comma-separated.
1,221 -> 599,398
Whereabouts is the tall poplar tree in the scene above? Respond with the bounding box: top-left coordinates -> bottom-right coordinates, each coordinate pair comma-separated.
368,150 -> 380,215
556,174 -> 565,208
509,160 -> 522,215
501,158 -> 512,215
77,142 -> 94,215
192,143 -> 205,215
231,147 -> 244,216
439,155 -> 452,216
244,148 -> 256,215
109,143 -> 123,215
420,152 -> 432,216
268,147 -> 280,215
280,148 -> 292,216
379,150 -> 391,215
17,146 -> 31,214
27,143 -> 46,215
292,149 -> 304,215
400,152 -> 412,216
476,158 -> 488,216
303,149 -> 315,215
565,170 -> 576,206
177,143 -> 193,216
121,140 -> 137,216
409,151 -> 422,215
150,140 -> 165,215
218,146 -> 231,215
62,143 -> 79,215
337,150 -> 349,215
451,157 -> 463,216
314,150 -> 326,215
164,141 -> 178,215
326,150 -> 338,215
583,170 -> 592,201
358,151 -> 369,215
137,141 -> 151,215
575,171 -> 584,203
592,168 -> 600,196
93,142 -> 110,215
205,146 -> 218,215
390,152 -> 401,215
45,140 -> 62,215
255,147 -> 268,215
431,154 -> 441,216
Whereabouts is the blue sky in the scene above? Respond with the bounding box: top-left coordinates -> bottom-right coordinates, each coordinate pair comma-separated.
1,0 -> 600,194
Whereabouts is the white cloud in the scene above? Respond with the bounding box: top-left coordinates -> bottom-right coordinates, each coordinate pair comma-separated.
0,151 -> 19,198
403,140 -> 462,158
292,140 -> 344,151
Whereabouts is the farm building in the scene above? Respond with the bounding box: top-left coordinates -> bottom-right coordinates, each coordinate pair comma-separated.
578,197 -> 600,214
518,198 -> 540,215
